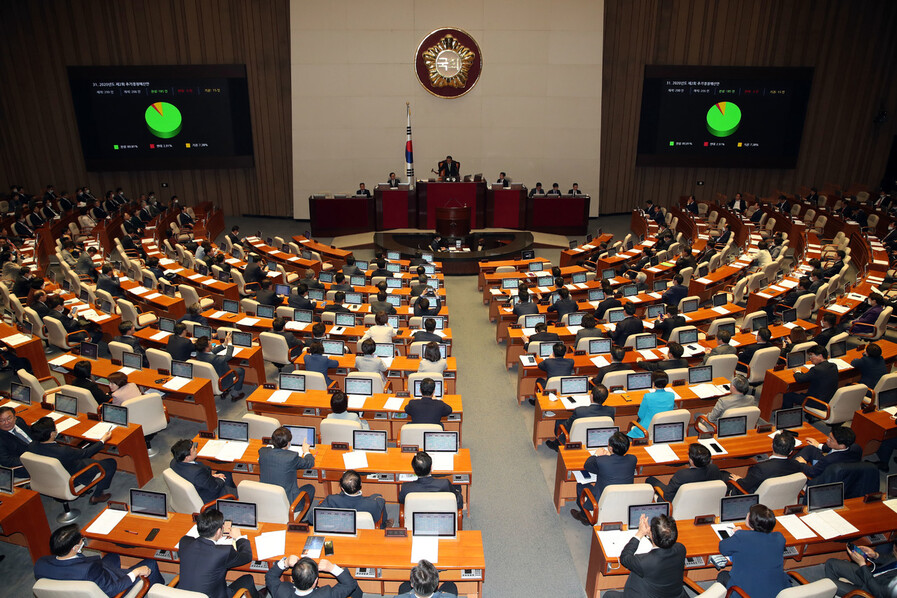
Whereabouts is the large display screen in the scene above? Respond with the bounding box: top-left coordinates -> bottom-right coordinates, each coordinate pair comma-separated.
68,65 -> 254,170
636,66 -> 813,168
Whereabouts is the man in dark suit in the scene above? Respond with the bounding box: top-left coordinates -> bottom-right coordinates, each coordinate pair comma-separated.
512,287 -> 539,317
822,250 -> 846,278
259,426 -> 316,511
595,286 -> 623,321
319,470 -> 388,527
170,438 -> 236,503
768,276 -> 813,318
12,216 -> 35,239
715,224 -> 733,246
851,341 -> 888,391
243,255 -> 267,287
728,193 -> 747,212
288,284 -> 317,310
395,559 -> 457,598
178,508 -> 259,598
27,417 -> 116,504
647,443 -> 722,502
369,291 -> 397,316
11,267 -> 34,298
661,273 -> 688,307
270,316 -> 304,360
496,172 -> 510,187
824,542 -> 897,597
410,274 -> 429,297
437,156 -> 459,180
341,256 -> 363,277
612,302 -> 644,347
399,451 -> 463,509
528,182 -> 545,197
408,318 -> 439,345
266,556 -> 360,598
603,514 -> 687,598
593,346 -> 631,385
330,272 -> 353,292
404,378 -> 452,426
34,524 -> 163,594
194,335 -> 245,401
322,291 -> 352,316
546,182 -> 562,196
166,323 -> 195,362
97,264 -> 125,298
413,289 -> 442,317
113,321 -> 147,366
570,431 -> 636,524
727,432 -> 803,494
547,287 -> 578,318
653,305 -> 686,341
568,183 -> 583,195
387,172 -> 401,188
638,341 -> 688,372
781,344 -> 839,410
532,342 -> 574,405
44,295 -> 98,344
0,406 -> 33,476
812,312 -> 840,348
355,183 -> 371,197
796,426 -> 861,479
254,278 -> 282,306
736,327 -> 774,373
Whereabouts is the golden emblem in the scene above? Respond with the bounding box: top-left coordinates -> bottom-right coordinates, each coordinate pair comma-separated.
421,35 -> 476,88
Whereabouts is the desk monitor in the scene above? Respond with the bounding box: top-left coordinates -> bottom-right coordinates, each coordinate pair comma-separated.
10,382 -> 31,405
887,474 -> 897,500
646,304 -> 665,318
717,415 -> 748,438
374,344 -> 395,359
54,394 -> 78,416
279,373 -> 306,391
18,320 -> 33,336
566,312 -> 585,327
681,298 -> 699,314
428,316 -> 446,330
222,299 -> 240,314
712,293 -> 727,307
62,280 -> 72,292
217,499 -> 257,529
621,285 -> 638,298
589,289 -> 606,301
293,309 -> 313,323
142,275 -> 155,290
751,315 -> 769,331
413,378 -> 443,398
79,342 -> 98,360
560,376 -> 589,396
774,407 -> 803,431
308,289 -> 325,301
421,253 -> 434,263
653,422 -> 685,444
586,427 -> 620,449
276,284 -> 291,296
334,312 -> 355,327
697,265 -> 709,278
388,261 -> 404,271
300,250 -> 313,260
529,262 -> 545,273
539,342 -> 560,358
99,299 -> 113,315
688,365 -> 713,385
285,425 -> 316,448
717,322 -> 736,337
653,280 -> 669,292
350,275 -> 366,287
345,377 -> 373,397
388,315 -> 400,329
829,340 -> 847,359
808,482 -> 844,511
878,388 -> 897,410
193,325 -> 212,340
635,334 -> 657,350
781,308 -> 797,324
387,251 -> 401,261
601,268 -> 617,281
256,305 -> 275,319
80,289 -> 90,303
678,328 -> 699,344
569,240 -> 579,250
130,489 -> 168,519
607,247 -> 618,258
627,372 -> 653,391
572,273 -> 587,284
412,512 -> 457,538
344,292 -> 363,305
318,272 -> 334,284
423,431 -> 459,453
385,295 -> 401,307
524,314 -> 546,328
720,494 -> 759,522
628,502 -> 670,529
608,309 -> 625,324
501,278 -> 518,290
196,264 -> 209,276
356,260 -> 369,271
218,271 -> 230,283
102,403 -> 128,427
521,250 -> 535,260
232,332 -> 252,348
171,360 -> 193,379
786,350 -> 806,369
588,338 -> 612,355
353,429 -> 387,452
122,351 -> 143,370
0,466 -> 12,494
388,276 -> 404,289
218,419 -> 249,442
422,264 -> 435,275
313,508 -> 357,536
322,340 -> 345,356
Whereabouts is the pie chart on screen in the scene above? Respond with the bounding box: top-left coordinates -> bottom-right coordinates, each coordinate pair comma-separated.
145,101 -> 182,139
706,101 -> 741,137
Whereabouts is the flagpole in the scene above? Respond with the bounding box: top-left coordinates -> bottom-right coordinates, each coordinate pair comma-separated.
405,102 -> 415,190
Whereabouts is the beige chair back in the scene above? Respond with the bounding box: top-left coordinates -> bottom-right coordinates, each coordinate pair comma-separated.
778,579 -> 837,598
399,423 -> 443,448
237,480 -> 290,524
320,419 -> 362,445
21,452 -> 87,501
646,409 -> 691,442
756,472 -> 807,511
242,413 -> 281,438
568,417 -> 615,445
403,492 -> 459,532
121,394 -> 168,436
670,480 -> 727,519
594,483 -> 655,525
163,468 -> 204,513
32,579 -> 112,598
108,340 -> 131,362
146,348 -> 173,372
259,331 -> 291,365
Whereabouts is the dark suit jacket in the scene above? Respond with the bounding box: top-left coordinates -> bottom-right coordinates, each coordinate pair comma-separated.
618,536 -> 687,598
582,452 -> 637,500
369,300 -> 397,315
28,439 -> 106,478
595,297 -> 622,320
612,316 -> 644,347
243,262 -> 265,285
34,553 -> 137,596
812,327 -> 839,349
654,464 -> 722,502
525,330 -> 559,351
319,492 -> 385,524
411,331 -> 441,344
512,301 -> 539,317
113,335 -> 144,358
548,297 -> 579,317
801,444 -> 861,479
255,289 -> 282,306
97,274 -> 124,298
178,536 -> 252,598
170,458 -> 228,504
538,357 -> 574,379
595,362 -> 630,385
640,357 -> 689,372
654,315 -> 686,341
719,530 -> 789,597
736,456 -> 804,494
438,160 -> 460,179
563,403 -> 616,433
166,334 -> 195,362
0,417 -> 32,468
782,288 -> 812,308
404,397 -> 452,425
288,294 -> 316,310
45,309 -> 82,333
399,474 -> 463,508
662,284 -> 688,307
194,344 -> 235,379
736,342 -> 773,370
793,360 -> 839,403
258,446 -> 315,504
850,354 -> 888,389
266,562 -> 358,598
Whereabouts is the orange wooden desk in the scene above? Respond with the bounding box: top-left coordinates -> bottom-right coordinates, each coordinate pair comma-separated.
851,408 -> 897,457
0,322 -> 51,378
0,487 -> 52,563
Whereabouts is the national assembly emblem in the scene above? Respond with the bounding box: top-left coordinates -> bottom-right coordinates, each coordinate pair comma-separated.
415,28 -> 482,98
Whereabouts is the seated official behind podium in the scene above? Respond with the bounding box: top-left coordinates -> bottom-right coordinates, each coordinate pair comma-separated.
571,431 -> 636,526
568,183 -> 583,196
34,523 -> 164,595
396,559 -> 458,598
717,504 -> 789,597
496,172 -> 510,188
178,508 -> 259,598
170,438 -> 236,503
319,470 -> 387,528
546,183 -> 561,196
437,156 -> 460,181
603,514 -> 686,598
399,450 -> 463,508
355,183 -> 371,198
387,172 -> 400,188
528,182 -> 545,197
267,556 -> 360,598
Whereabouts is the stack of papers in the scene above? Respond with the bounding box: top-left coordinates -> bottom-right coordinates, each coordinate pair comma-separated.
150,331 -> 171,341
596,531 -> 653,557
777,514 -> 816,539
1,333 -> 31,346
691,384 -> 727,399
829,359 -> 852,371
430,452 -> 455,471
197,439 -> 250,462
645,444 -> 678,463
254,530 -> 286,560
85,508 -> 128,535
347,395 -> 367,409
800,510 -> 858,540
237,317 -> 260,326
638,349 -> 658,360
49,354 -> 78,367
210,311 -> 227,319
267,390 -> 293,403
383,396 -> 405,410
827,304 -> 850,314
285,321 -> 308,331
562,394 -> 592,409
342,451 -> 369,470
411,536 -> 439,564
84,422 -> 116,439
163,377 -> 191,391
590,355 -> 610,368
573,470 -> 598,484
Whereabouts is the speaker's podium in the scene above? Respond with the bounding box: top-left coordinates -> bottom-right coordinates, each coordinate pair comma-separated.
436,205 -> 471,237
417,179 -> 486,231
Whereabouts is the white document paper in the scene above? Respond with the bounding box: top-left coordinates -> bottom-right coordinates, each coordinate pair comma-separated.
1,333 -> 31,345
827,304 -> 850,314
776,514 -> 817,540
210,311 -> 227,319
83,422 -> 115,439
163,376 -> 191,391
695,277 -> 713,284
597,530 -> 653,558
590,355 -> 610,368
237,317 -> 260,326
562,394 -> 592,409
198,439 -> 227,458
187,273 -> 203,280
267,390 -> 293,403
572,470 -> 598,484
519,355 -> 537,367
410,536 -> 439,564
882,498 -> 897,515
829,358 -> 852,371
54,418 -> 80,433
145,292 -> 162,300
117,367 -> 137,375
691,384 -> 723,399
129,286 -> 150,295
711,523 -> 738,541
85,508 -> 129,535
430,452 -> 455,471
645,444 -> 679,463
348,395 -> 367,410
49,354 -> 78,366
381,356 -> 394,369
254,530 -> 287,560
698,437 -> 728,455
638,349 -> 657,360
284,321 -> 308,331
217,441 -> 250,462
712,306 -> 730,315
343,451 -> 369,470
383,396 -> 405,411
800,510 -> 858,540
150,331 -> 171,341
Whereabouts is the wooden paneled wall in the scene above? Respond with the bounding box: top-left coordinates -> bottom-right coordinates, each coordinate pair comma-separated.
0,0 -> 291,218
601,0 -> 897,214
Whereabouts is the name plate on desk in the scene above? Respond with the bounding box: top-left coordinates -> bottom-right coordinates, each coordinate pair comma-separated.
401,445 -> 419,453
331,442 -> 350,451
385,528 -> 407,538
564,442 -> 583,450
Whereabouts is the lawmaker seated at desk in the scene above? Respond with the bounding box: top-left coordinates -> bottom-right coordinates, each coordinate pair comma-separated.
647,443 -> 723,502
399,450 -> 463,509
602,514 -> 686,598
570,431 -> 636,527
354,339 -> 388,387
414,290 -> 442,317
178,508 -> 259,598
405,377 -> 451,426
546,382 -> 614,451
528,182 -> 546,197
716,504 -> 790,597
411,318 -> 442,344
418,342 -> 448,375
794,425 -> 861,479
33,523 -> 164,595
780,344 -> 839,411
546,183 -> 561,196
823,541 -> 897,597
319,469 -> 388,528
396,559 -> 458,598
259,426 -> 316,517
324,390 -> 370,430
0,405 -> 32,477
170,437 -> 237,503
627,371 -> 675,439
727,432 -> 803,495
266,555 -> 361,598
568,183 -> 583,196
700,374 -> 756,427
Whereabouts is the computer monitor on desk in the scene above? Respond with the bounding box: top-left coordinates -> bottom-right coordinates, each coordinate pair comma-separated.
559,376 -> 589,395
808,482 -> 844,511
313,507 -> 357,536
720,494 -> 759,522
217,499 -> 258,529
645,304 -> 665,319
79,342 -> 98,360
423,431 -> 459,453
279,373 -> 305,391
586,427 -> 619,449
130,489 -> 168,519
786,350 -> 806,369
635,334 -> 657,350
54,394 -> 78,417
654,280 -> 669,293
688,365 -> 713,385
652,422 -> 685,444
171,360 -> 193,379
774,407 -> 803,431
345,377 -> 373,397
293,309 -> 313,324
589,289 -> 605,302
524,314 -> 546,328
717,415 -> 748,438
353,430 -> 387,452
192,325 -> 212,340
0,466 -> 13,494
628,503 -> 669,529
414,379 -> 443,398
285,425 -> 316,448
412,512 -> 457,538
588,338 -> 612,355
751,315 -> 769,331
256,305 -> 275,319
627,372 -> 653,392
10,382 -> 31,405
218,419 -> 249,442
122,351 -> 143,370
